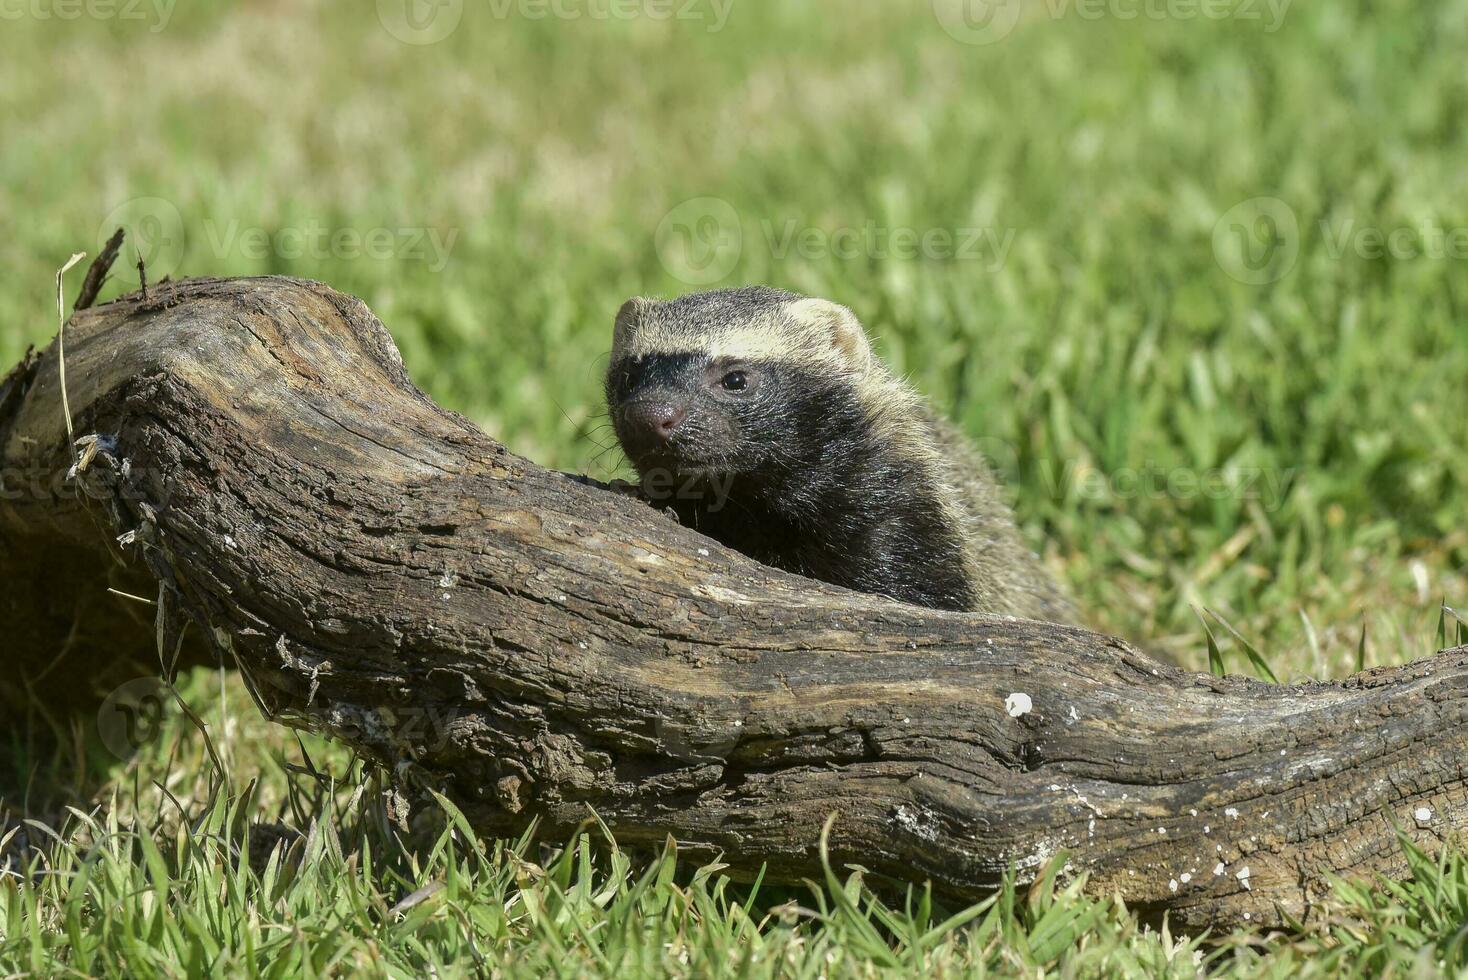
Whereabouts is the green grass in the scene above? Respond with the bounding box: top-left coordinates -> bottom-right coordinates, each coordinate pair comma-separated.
4,0 -> 1468,974
1,695 -> 1191,977
7,672 -> 1468,978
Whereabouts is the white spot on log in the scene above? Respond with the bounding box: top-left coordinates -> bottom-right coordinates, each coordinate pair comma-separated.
1068,705 -> 1079,722
117,529 -> 137,547
1014,840 -> 1059,872
893,805 -> 939,842
224,534 -> 237,549
697,547 -> 710,556
1225,807 -> 1240,818
1415,806 -> 1434,825
1214,862 -> 1226,876
1236,866 -> 1251,889
1071,790 -> 1102,816
1180,872 -> 1192,883
703,585 -> 756,604
1169,878 -> 1178,893
1243,912 -> 1251,921
1189,808 -> 1198,816
1204,825 -> 1211,833
1156,827 -> 1166,835
437,572 -> 458,588
1005,693 -> 1032,718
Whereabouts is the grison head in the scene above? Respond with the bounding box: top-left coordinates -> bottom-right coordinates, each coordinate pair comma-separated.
604,287 -> 878,484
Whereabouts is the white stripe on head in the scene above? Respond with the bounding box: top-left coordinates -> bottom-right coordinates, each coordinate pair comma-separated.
617,322 -> 855,367
611,293 -> 874,376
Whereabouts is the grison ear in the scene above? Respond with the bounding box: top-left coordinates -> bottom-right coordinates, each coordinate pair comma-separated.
612,297 -> 652,354
786,297 -> 872,373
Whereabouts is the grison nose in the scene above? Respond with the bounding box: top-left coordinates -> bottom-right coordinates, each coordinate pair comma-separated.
624,400 -> 688,443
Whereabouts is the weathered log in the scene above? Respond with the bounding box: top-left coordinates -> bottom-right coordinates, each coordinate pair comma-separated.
2,275 -> 1464,931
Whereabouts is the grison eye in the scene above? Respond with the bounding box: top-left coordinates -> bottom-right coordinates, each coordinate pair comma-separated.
719,370 -> 748,392
616,362 -> 640,394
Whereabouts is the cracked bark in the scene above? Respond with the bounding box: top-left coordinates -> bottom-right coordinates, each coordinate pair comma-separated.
2,275 -> 1464,932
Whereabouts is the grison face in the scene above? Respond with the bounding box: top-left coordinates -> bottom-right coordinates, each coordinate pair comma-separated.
605,288 -> 872,488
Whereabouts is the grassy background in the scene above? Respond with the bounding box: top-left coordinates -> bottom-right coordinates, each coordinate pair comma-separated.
4,0 -> 1468,974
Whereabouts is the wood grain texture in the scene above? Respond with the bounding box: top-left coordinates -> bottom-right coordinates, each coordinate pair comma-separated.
2,276 -> 1464,930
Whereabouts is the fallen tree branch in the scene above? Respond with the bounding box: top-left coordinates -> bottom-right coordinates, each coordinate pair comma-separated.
2,274 -> 1464,931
